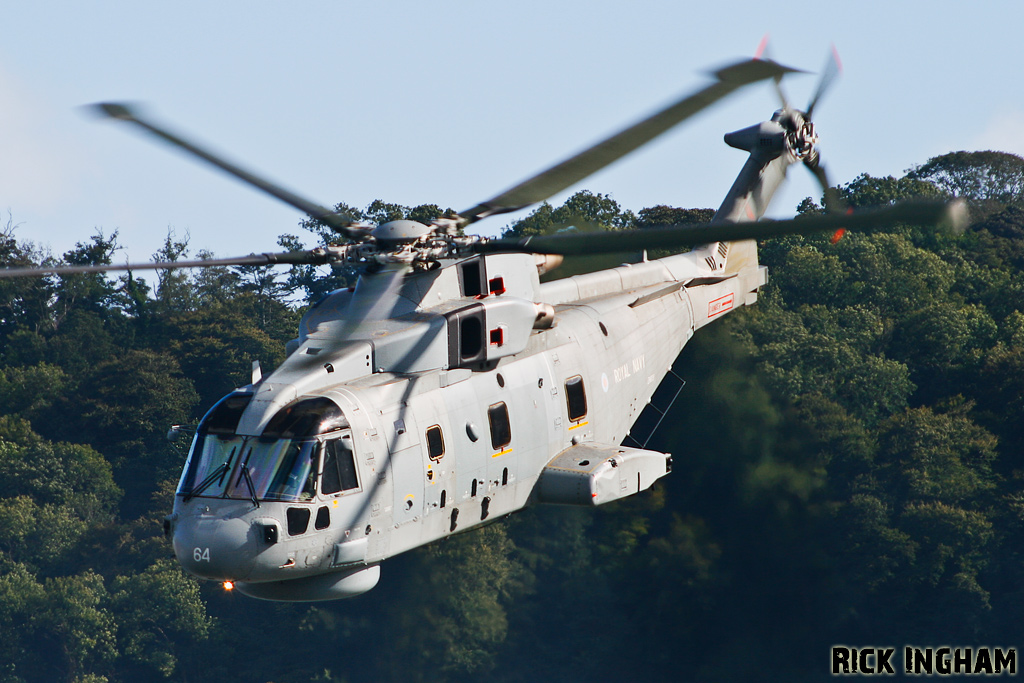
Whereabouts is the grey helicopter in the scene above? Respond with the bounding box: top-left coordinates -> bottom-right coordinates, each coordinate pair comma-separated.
0,53 -> 964,601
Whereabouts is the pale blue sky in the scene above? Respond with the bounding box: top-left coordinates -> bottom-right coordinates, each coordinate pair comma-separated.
2,1 -> 1021,266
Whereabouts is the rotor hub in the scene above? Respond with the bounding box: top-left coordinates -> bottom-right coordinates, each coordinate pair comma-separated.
791,120 -> 818,160
371,220 -> 433,244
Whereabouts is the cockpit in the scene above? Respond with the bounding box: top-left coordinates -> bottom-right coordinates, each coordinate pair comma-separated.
177,393 -> 360,503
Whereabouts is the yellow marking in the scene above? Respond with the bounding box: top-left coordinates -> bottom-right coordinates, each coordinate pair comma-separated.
568,421 -> 589,431
491,447 -> 513,458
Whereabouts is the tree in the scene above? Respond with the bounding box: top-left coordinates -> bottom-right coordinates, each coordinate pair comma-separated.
837,172 -> 943,208
52,232 -> 122,329
908,150 -> 1024,206
0,416 -> 121,523
875,405 -> 998,508
110,559 -> 212,679
33,571 -> 118,682
52,350 -> 198,511
0,218 -> 54,339
0,558 -> 46,680
502,190 -> 635,239
151,230 -> 198,314
635,205 -> 714,228
158,306 -> 283,411
379,524 -> 529,682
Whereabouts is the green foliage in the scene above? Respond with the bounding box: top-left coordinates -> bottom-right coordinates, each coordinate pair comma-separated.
37,570 -> 118,681
110,560 -> 212,678
838,172 -> 944,208
502,190 -> 636,239
157,306 -> 282,410
0,417 -> 121,522
380,524 -> 530,682
908,150 -> 1024,205
876,405 -> 998,507
151,230 -> 198,314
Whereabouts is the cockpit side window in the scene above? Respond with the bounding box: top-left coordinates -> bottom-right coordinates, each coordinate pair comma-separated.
321,436 -> 359,495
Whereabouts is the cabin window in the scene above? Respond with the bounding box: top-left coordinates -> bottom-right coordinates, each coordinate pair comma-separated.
320,435 -> 359,495
488,402 -> 511,450
426,425 -> 445,461
565,375 -> 587,422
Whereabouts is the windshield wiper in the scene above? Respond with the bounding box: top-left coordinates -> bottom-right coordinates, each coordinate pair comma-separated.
239,465 -> 261,508
183,462 -> 229,502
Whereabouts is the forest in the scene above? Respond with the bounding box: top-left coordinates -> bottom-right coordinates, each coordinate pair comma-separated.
1,150 -> 1024,682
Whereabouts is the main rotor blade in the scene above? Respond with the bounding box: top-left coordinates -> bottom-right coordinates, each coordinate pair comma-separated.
474,201 -> 968,256
89,103 -> 363,239
0,249 -> 333,279
458,58 -> 801,225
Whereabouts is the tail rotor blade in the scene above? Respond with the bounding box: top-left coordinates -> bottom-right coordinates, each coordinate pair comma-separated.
753,35 -> 791,110
805,155 -> 844,213
806,45 -> 842,119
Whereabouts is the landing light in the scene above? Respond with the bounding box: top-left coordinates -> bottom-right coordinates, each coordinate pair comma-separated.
223,580 -> 235,591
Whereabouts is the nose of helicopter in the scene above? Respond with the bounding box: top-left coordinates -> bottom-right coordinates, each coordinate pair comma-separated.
173,513 -> 258,581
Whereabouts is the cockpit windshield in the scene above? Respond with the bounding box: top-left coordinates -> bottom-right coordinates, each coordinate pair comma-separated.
177,394 -> 357,502
225,438 -> 319,502
178,433 -> 244,497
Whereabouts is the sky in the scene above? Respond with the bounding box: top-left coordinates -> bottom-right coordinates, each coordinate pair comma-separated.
2,1 -> 1023,270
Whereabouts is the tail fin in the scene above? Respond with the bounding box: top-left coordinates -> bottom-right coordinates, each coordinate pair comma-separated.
703,117 -> 804,275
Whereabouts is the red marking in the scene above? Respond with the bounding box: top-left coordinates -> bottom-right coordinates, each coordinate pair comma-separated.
488,276 -> 506,295
831,44 -> 844,74
754,34 -> 770,60
489,327 -> 504,346
830,228 -> 846,244
708,293 -> 735,318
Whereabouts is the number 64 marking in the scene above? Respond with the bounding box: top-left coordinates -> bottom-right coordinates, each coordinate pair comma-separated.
193,547 -> 210,562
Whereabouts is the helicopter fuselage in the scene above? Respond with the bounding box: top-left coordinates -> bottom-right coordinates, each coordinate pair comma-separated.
167,245 -> 767,600
166,96 -> 800,601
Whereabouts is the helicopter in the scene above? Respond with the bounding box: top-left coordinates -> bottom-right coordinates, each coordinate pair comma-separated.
0,54 -> 964,601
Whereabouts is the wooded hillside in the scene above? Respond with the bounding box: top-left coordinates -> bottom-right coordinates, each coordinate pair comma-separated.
2,152 -> 1023,682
